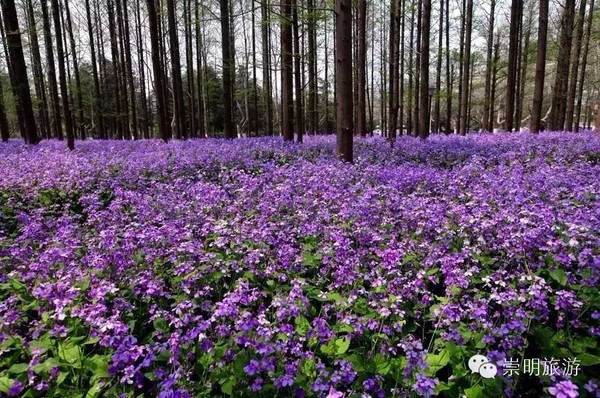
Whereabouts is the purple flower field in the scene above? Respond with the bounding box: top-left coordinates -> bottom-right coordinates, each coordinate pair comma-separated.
1,132 -> 599,397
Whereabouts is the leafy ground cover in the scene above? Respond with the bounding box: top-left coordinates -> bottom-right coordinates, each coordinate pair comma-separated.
1,133 -> 599,397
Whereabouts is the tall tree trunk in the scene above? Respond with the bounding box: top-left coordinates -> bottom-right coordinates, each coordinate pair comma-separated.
261,0 -> 273,135
292,0 -> 304,142
432,0 -> 443,133
167,0 -> 185,139
575,0 -> 594,132
531,0 -> 549,134
336,0 -> 352,161
251,2 -> 258,135
1,0 -> 39,143
489,37 -> 499,130
121,0 -> 138,139
85,0 -> 104,138
147,0 -> 170,140
135,0 -> 149,138
413,0 -> 421,137
456,0 -> 465,133
515,7 -> 531,130
0,19 -> 9,141
418,0 -> 431,139
184,0 -> 195,137
64,0 -> 84,139
458,0 -> 472,135
388,0 -> 399,140
398,0 -> 404,136
51,0 -> 73,148
107,0 -> 123,138
565,0 -> 586,131
481,0 -> 495,131
220,0 -> 235,138
356,0 -> 366,137
406,0 -> 414,135
504,0 -> 521,131
548,0 -> 576,130
307,0 -> 317,134
40,0 -> 62,139
195,0 -> 206,137
281,0 -> 294,140
444,0 -> 450,133
25,0 -> 50,139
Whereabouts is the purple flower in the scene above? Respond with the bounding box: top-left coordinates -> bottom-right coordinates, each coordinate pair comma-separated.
243,360 -> 261,376
413,373 -> 438,397
548,381 -> 579,398
7,380 -> 24,397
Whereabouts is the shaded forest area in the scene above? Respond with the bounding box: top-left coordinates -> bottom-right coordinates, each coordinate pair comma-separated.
0,0 -> 599,157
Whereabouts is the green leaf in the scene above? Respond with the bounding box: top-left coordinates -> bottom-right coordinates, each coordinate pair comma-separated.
578,353 -> 600,366
295,316 -> 310,336
425,349 -> 449,375
221,378 -> 235,395
58,344 -> 82,368
32,357 -> 61,374
334,337 -> 350,355
549,269 -> 568,286
465,385 -> 484,398
8,363 -> 28,374
0,377 -> 13,394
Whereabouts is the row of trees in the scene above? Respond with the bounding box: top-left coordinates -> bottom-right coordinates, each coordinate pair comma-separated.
0,0 -> 598,162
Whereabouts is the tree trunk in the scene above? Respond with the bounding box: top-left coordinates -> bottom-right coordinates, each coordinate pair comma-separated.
147,0 -> 170,140
135,0 -> 149,138
398,0 -> 404,135
51,0 -> 73,148
418,0 -> 431,139
261,0 -> 273,135
515,7 -> 531,130
387,0 -> 399,140
444,0 -> 450,133
0,35 -> 9,141
167,0 -> 185,139
490,37 -> 499,130
220,0 -> 235,138
307,0 -> 317,134
504,0 -> 521,132
121,0 -> 138,139
548,0 -> 576,130
458,0 -> 472,135
85,0 -> 104,138
456,0 -> 465,133
336,0 -> 352,161
1,0 -> 39,143
356,0 -> 366,137
406,1 -> 414,135
292,0 -> 304,142
574,0 -> 594,132
481,0 -> 495,131
281,0 -> 294,140
413,0 -> 421,137
195,0 -> 206,137
25,0 -> 50,139
64,0 -> 84,139
432,0 -> 443,134
531,0 -> 549,134
40,0 -> 62,139
565,0 -> 586,131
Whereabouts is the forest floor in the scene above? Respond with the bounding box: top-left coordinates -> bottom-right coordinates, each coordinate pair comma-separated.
0,132 -> 599,397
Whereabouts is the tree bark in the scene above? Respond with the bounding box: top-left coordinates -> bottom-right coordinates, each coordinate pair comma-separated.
147,0 -> 170,140
388,0 -> 399,140
220,0 -> 235,138
292,0 -> 304,142
64,0 -> 84,139
481,0 -> 495,131
530,0 -> 548,134
574,0 -> 594,132
281,0 -> 294,140
40,0 -> 62,139
432,0 -> 443,134
565,0 -> 586,131
505,0 -> 521,132
458,0 -> 472,135
52,0 -> 73,148
336,0 -> 352,161
418,0 -> 431,139
549,0 -> 576,130
1,0 -> 39,143
167,0 -> 185,139
356,0 -> 366,137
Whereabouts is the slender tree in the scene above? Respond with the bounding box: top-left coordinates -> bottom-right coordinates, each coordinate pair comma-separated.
481,0 -> 495,132
167,0 -> 185,139
292,0 -> 304,142
530,0 -> 549,134
432,0 -> 443,133
1,0 -> 39,144
504,0 -> 521,132
220,0 -> 236,138
575,0 -> 595,131
458,0 -> 473,135
418,0 -> 431,139
548,0 -> 576,130
388,0 -> 399,140
40,0 -> 62,139
64,0 -> 84,139
147,0 -> 170,140
565,0 -> 586,131
336,0 -> 352,161
357,0 -> 367,137
281,0 -> 294,140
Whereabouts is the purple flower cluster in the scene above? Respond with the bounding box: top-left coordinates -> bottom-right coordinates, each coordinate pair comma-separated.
0,132 -> 599,396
